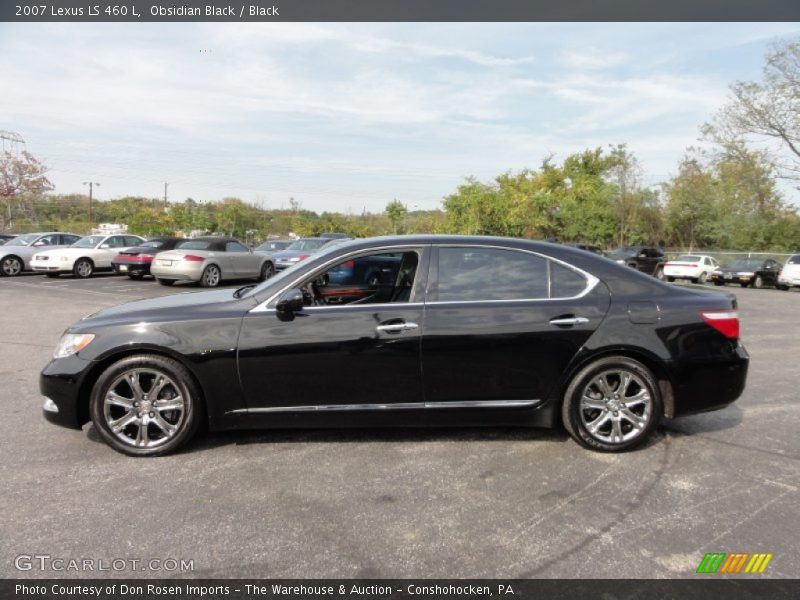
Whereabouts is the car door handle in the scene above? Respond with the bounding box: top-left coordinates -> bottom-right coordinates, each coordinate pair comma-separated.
376,322 -> 419,334
549,317 -> 589,327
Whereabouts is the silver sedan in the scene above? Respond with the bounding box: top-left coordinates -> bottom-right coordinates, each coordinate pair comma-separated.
0,232 -> 82,277
150,237 -> 269,287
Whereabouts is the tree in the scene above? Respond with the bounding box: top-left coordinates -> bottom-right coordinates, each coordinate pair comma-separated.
703,39 -> 800,180
0,150 -> 54,228
385,199 -> 408,234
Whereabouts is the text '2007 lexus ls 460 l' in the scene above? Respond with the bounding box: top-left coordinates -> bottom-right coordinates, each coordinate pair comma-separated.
39,235 -> 748,457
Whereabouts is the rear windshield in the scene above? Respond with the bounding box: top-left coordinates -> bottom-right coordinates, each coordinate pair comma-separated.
176,240 -> 213,250
142,241 -> 165,248
787,255 -> 800,265
674,255 -> 701,262
286,239 -> 329,251
729,260 -> 762,269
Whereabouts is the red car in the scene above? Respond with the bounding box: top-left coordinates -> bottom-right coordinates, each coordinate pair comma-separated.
111,237 -> 185,280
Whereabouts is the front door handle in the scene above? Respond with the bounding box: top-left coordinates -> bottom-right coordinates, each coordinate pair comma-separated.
549,316 -> 589,327
376,322 -> 419,334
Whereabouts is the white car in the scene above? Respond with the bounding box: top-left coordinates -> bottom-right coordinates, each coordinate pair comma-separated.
30,234 -> 146,278
778,254 -> 800,290
663,254 -> 720,284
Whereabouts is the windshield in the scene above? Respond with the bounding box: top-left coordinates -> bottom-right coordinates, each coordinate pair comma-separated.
729,260 -> 762,270
286,238 -> 329,251
787,255 -> 800,265
4,233 -> 39,246
142,240 -> 164,248
71,235 -> 104,248
674,255 -> 701,262
607,247 -> 638,258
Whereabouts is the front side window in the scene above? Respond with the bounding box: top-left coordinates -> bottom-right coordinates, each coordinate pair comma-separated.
435,247 -> 588,302
177,240 -> 213,251
226,241 -> 249,252
300,250 -> 418,306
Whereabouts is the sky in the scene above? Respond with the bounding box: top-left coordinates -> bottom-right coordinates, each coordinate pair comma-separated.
1,22 -> 799,213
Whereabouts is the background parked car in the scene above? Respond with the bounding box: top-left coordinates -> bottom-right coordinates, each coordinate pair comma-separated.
777,254 -> 800,290
664,254 -> 720,284
151,236 -> 269,287
272,237 -> 342,272
0,232 -> 82,277
0,234 -> 17,245
606,246 -> 666,279
710,258 -> 781,288
30,234 -> 145,278
252,239 -> 293,279
111,237 -> 186,280
563,242 -> 604,255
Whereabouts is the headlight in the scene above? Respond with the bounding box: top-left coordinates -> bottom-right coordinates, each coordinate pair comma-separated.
615,259 -> 625,264
53,333 -> 95,358
287,257 -> 302,262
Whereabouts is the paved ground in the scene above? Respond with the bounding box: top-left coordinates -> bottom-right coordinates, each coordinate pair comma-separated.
0,273 -> 798,579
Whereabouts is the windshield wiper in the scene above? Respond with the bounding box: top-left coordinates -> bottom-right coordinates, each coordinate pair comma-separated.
233,284 -> 257,299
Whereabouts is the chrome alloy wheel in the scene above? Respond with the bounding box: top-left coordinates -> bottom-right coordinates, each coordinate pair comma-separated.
75,260 -> 93,277
202,265 -> 220,287
578,369 -> 652,444
1,256 -> 22,276
103,368 -> 186,449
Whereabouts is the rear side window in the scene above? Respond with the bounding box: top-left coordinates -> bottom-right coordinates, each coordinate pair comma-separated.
550,262 -> 588,298
226,241 -> 249,252
61,234 -> 81,245
788,255 -> 800,265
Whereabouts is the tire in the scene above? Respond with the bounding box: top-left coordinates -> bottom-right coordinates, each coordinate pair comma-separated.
779,284 -> 790,291
128,272 -> 145,280
740,282 -> 749,288
200,264 -> 221,288
714,281 -> 724,286
259,261 -> 274,282
45,273 -> 60,278
690,278 -> 698,284
73,258 -> 94,278
753,275 -> 764,289
698,271 -> 708,284
157,279 -> 175,286
666,276 -> 675,283
1,255 -> 23,277
89,354 -> 203,457
562,356 -> 663,452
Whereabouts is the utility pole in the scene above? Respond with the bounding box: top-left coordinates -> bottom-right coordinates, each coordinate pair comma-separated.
164,182 -> 168,209
82,181 -> 100,231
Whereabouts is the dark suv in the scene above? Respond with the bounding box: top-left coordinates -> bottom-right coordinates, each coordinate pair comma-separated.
607,246 -> 666,279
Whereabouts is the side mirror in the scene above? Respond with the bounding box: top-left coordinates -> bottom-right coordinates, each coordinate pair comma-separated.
275,288 -> 304,321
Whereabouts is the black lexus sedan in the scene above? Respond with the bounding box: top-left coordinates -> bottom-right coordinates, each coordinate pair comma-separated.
40,235 -> 749,456
111,237 -> 185,279
709,258 -> 781,289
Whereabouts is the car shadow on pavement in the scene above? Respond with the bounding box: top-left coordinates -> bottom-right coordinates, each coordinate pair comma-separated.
661,403 -> 743,437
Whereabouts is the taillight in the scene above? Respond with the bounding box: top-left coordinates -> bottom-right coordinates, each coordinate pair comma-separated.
342,260 -> 355,269
700,310 -> 739,339
298,255 -> 309,261
183,255 -> 205,262
138,255 -> 154,262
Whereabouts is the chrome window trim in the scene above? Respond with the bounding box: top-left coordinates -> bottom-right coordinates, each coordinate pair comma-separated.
249,242 -> 600,313
249,244 -> 427,313
228,399 -> 540,414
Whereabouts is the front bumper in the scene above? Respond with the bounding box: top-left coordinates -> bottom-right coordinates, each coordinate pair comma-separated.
40,354 -> 96,429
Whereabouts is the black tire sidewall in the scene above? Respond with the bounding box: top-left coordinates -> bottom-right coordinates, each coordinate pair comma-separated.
562,356 -> 663,452
89,354 -> 202,456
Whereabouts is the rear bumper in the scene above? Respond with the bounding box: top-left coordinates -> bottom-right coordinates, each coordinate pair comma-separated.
150,264 -> 203,281
670,343 -> 749,417
111,260 -> 151,276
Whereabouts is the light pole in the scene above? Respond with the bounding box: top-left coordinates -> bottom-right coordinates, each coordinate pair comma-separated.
83,181 -> 100,231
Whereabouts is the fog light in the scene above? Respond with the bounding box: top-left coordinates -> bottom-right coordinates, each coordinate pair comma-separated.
43,398 -> 59,413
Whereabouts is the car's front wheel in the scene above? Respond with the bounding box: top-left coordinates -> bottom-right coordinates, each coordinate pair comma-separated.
562,356 -> 662,452
89,354 -> 202,456
753,275 -> 764,289
1,255 -> 23,276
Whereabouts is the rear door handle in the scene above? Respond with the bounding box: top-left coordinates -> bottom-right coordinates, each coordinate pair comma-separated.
376,322 -> 419,334
549,317 -> 589,327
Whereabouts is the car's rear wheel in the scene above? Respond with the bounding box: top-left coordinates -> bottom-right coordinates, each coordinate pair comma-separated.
157,278 -> 175,286
200,264 -> 221,288
128,272 -> 145,280
666,276 -> 675,283
1,255 -> 23,276
562,356 -> 662,452
259,261 -> 274,282
73,258 -> 94,278
778,284 -> 790,291
89,354 -> 202,457
753,275 -> 764,289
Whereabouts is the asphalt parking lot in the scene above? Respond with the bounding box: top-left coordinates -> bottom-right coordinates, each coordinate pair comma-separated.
0,273 -> 798,579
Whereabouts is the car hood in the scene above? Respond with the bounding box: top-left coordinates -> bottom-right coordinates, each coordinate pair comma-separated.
1,245 -> 45,258
74,289 -> 251,328
272,249 -> 312,260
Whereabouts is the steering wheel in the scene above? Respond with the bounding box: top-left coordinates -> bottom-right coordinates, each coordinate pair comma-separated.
302,280 -> 324,306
